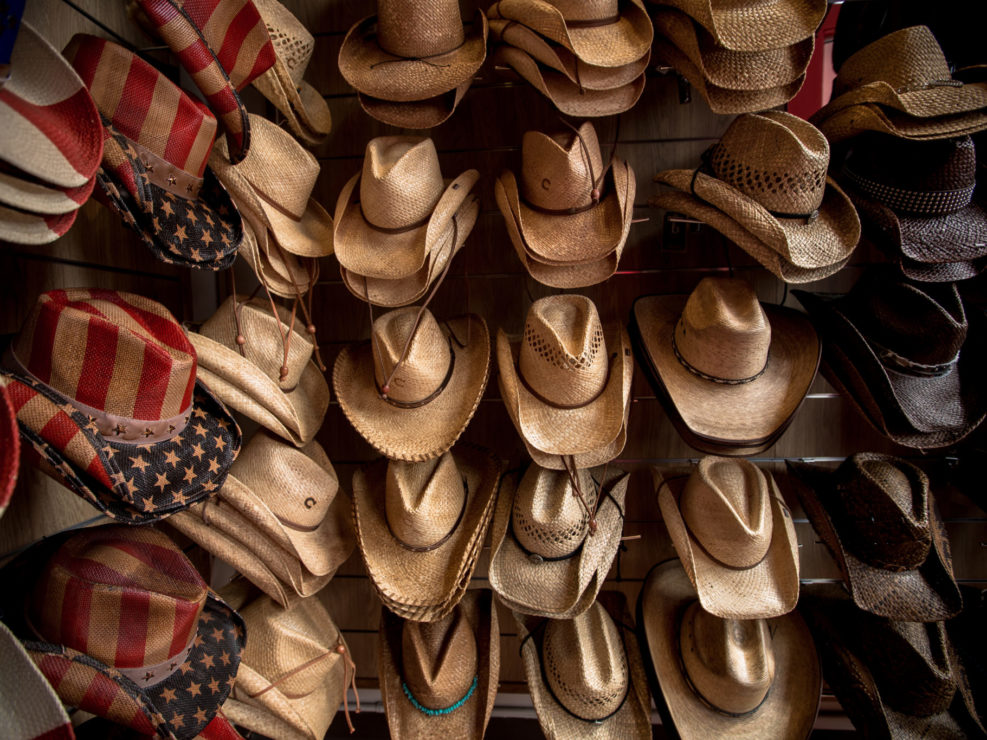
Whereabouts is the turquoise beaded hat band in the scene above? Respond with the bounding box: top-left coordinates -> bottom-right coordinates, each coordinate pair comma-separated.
402,674 -> 479,717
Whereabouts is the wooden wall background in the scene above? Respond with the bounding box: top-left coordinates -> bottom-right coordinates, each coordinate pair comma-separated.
2,0 -> 986,731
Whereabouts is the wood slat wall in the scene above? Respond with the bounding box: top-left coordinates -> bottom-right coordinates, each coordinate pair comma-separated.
3,0 -> 985,717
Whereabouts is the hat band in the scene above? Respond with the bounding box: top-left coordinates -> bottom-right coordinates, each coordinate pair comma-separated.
401,674 -> 478,717
844,166 -> 974,216
677,629 -> 773,718
5,348 -> 192,444
117,632 -> 197,688
870,339 -> 958,378
253,181 -> 312,223
520,185 -> 607,217
125,134 -> 205,201
516,353 -> 613,410
361,204 -> 431,235
374,333 -> 456,409
566,15 -> 621,29
671,326 -> 767,386
387,475 -> 469,553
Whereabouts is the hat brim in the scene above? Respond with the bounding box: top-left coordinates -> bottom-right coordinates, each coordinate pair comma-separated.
655,472 -> 800,620
238,218 -> 318,299
352,444 -> 501,613
334,315 -> 490,462
490,19 -> 650,90
656,0 -> 825,51
814,102 -> 987,144
0,202 -> 77,245
489,470 -> 628,618
0,368 -> 239,523
379,589 -> 499,738
631,294 -> 819,446
638,559 -> 821,739
0,165 -> 94,215
357,82 -> 472,129
491,0 -> 653,68
494,46 -> 646,116
496,326 -> 633,456
339,11 -> 487,102
900,253 -> 987,282
0,622 -> 74,738
814,80 -> 987,127
517,592 -> 652,739
334,170 -> 479,280
252,64 -> 332,145
189,331 -> 330,448
788,462 -> 963,621
494,159 -> 636,265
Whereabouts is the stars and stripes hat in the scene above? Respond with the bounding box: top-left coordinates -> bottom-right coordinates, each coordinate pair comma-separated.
0,288 -> 240,523
0,524 -> 245,740
63,35 -> 243,271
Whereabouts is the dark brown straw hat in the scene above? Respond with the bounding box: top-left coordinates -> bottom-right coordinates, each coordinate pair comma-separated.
788,454 -> 962,622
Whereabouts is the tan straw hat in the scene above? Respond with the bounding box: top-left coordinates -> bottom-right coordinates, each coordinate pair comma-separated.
498,296 -> 633,460
490,19 -> 651,90
189,294 -> 330,447
656,457 -> 800,619
210,114 -> 332,258
238,219 -> 319,299
816,101 -> 987,144
651,0 -> 826,51
334,308 -> 490,462
334,136 -> 479,282
631,278 -> 819,452
378,589 -> 499,737
352,445 -> 502,622
224,594 -> 357,740
488,0 -> 653,68
250,0 -> 332,145
638,559 -> 821,740
356,82 -> 473,129
489,464 -> 629,619
517,593 -> 652,739
653,111 -> 860,270
338,0 -> 488,102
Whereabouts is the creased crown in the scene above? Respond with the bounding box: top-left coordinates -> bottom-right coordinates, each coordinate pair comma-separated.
360,136 -> 444,231
376,0 -> 466,59
512,465 -> 594,559
518,295 -> 609,408
679,602 -> 775,715
674,278 -> 771,382
834,26 -> 953,99
372,307 -> 450,405
521,122 -> 604,212
385,453 -> 465,549
402,607 -> 478,707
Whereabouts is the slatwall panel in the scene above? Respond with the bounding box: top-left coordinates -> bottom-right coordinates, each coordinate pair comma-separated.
2,0 -> 985,722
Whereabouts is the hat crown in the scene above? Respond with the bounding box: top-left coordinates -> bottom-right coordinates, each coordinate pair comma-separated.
543,601 -> 629,721
520,123 -> 605,211
518,295 -> 609,408
832,454 -> 932,570
360,137 -> 445,230
12,289 -> 197,422
372,307 -> 452,405
402,607 -> 478,708
679,602 -> 775,715
385,453 -> 466,549
199,295 -> 314,391
512,466 -> 594,558
30,526 -> 206,671
674,278 -> 771,382
711,111 -> 829,216
680,457 -> 773,569
232,431 -> 338,529
376,0 -> 466,59
254,0 -> 315,86
835,26 -> 953,99
544,0 -> 620,22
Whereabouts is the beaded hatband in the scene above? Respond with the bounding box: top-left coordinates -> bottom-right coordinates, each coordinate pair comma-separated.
402,674 -> 478,717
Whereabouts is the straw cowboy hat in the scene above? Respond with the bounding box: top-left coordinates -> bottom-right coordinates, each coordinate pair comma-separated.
489,464 -> 629,619
0,382 -> 18,519
490,19 -> 651,90
497,295 -> 633,460
0,525 -> 245,740
356,82 -> 475,129
631,277 -> 819,455
488,0 -> 653,68
794,268 -> 987,449
378,589 -> 499,738
250,0 -> 332,145
650,0 -> 826,51
0,621 -> 75,740
788,454 -> 963,622
132,0 -> 276,163
802,584 -> 984,739
334,307 -> 490,462
223,594 -> 358,740
352,445 -> 502,622
524,417 -> 630,472
210,114 -> 333,259
335,136 -> 479,284
638,559 -> 821,740
189,294 -> 330,448
652,111 -> 861,276
495,122 -> 637,288
238,219 -> 319,299
840,134 -> 987,277
814,101 -> 987,144
0,201 -> 80,246
516,593 -> 652,739
0,289 -> 240,523
655,457 -> 800,620
65,35 -> 242,271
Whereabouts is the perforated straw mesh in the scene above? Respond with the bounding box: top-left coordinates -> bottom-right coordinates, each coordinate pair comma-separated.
711,145 -> 825,211
544,638 -> 627,719
524,324 -> 604,372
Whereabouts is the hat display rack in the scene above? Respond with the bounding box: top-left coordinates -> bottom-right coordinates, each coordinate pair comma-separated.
0,0 -> 986,738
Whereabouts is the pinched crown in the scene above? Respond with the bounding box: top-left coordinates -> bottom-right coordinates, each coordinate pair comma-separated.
385,453 -> 466,549
402,607 -> 478,707
520,122 -> 605,212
